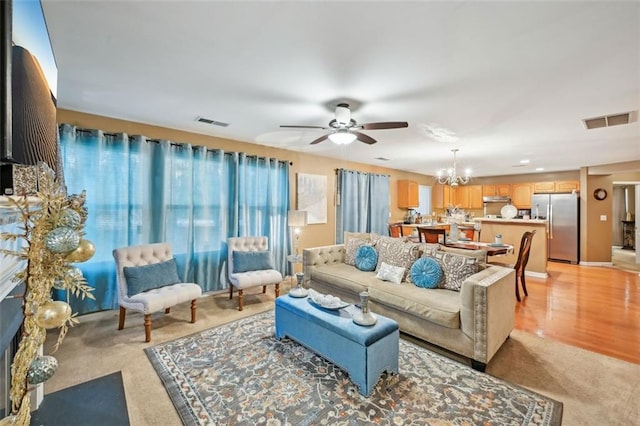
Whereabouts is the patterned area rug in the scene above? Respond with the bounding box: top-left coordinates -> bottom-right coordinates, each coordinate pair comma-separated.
145,311 -> 563,425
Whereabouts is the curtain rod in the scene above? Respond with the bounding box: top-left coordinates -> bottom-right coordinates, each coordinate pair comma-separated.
64,125 -> 291,166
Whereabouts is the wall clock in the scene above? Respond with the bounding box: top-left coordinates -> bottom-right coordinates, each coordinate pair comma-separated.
593,188 -> 607,201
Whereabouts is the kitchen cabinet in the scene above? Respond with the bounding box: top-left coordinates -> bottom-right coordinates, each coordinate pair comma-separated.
454,185 -> 483,209
533,181 -> 580,193
483,184 -> 511,197
511,183 -> 532,208
533,182 -> 555,193
432,184 -> 453,209
398,180 -> 419,208
555,181 -> 579,192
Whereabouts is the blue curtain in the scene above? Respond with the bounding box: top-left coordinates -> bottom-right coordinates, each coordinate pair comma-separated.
335,169 -> 390,243
57,124 -> 289,314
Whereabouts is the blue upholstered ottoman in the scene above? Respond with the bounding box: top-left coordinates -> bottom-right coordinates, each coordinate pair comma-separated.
274,295 -> 399,397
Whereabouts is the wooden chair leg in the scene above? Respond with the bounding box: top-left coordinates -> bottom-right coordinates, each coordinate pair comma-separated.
515,277 -> 521,302
238,289 -> 244,311
165,307 -> 171,314
118,306 -> 126,330
521,272 -> 528,297
262,285 -> 267,294
190,299 -> 197,323
274,283 -> 280,298
144,314 -> 152,342
229,285 -> 233,299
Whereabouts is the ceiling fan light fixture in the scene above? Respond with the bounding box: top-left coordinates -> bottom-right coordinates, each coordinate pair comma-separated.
328,130 -> 356,145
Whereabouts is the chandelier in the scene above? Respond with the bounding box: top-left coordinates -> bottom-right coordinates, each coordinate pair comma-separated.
436,149 -> 471,187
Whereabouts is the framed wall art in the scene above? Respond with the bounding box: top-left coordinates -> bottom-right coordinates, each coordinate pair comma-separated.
297,173 -> 327,224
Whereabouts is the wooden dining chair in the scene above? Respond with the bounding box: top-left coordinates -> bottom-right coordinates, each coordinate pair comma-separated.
514,230 -> 536,302
457,225 -> 478,241
418,227 -> 446,244
388,222 -> 404,238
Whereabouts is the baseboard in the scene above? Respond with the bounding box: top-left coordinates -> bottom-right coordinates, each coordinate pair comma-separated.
579,261 -> 613,267
525,270 -> 548,279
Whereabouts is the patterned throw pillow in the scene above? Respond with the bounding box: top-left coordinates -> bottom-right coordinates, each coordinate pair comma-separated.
410,257 -> 443,289
433,251 -> 479,292
376,262 -> 405,284
355,245 -> 378,271
374,237 -> 420,281
345,238 -> 370,266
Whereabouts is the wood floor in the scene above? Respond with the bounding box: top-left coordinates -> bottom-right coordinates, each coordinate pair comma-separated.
514,261 -> 640,365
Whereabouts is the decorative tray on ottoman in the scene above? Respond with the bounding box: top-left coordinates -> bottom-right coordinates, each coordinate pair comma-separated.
308,288 -> 350,310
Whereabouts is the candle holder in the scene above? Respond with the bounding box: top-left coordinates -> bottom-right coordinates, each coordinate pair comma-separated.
289,272 -> 308,298
352,290 -> 377,326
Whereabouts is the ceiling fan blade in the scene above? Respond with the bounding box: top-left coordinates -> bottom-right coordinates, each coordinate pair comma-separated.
310,134 -> 330,145
361,121 -> 409,130
280,125 -> 330,129
353,131 -> 377,145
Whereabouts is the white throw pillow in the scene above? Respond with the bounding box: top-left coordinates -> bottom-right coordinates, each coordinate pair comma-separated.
376,262 -> 405,284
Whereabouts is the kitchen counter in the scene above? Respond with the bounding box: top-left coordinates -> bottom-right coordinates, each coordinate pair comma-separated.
476,217 -> 547,225
475,219 -> 548,277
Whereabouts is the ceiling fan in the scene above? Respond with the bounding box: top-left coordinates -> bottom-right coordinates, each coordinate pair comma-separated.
280,103 -> 408,145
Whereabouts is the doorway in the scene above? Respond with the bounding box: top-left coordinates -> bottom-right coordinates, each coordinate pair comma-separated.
611,183 -> 639,272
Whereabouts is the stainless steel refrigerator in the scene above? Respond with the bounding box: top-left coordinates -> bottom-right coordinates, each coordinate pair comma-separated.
532,192 -> 580,264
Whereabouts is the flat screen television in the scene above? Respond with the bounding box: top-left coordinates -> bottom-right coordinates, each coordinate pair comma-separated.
1,0 -> 59,196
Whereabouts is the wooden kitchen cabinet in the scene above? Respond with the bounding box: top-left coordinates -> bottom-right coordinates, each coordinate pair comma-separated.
533,181 -> 555,193
432,184 -> 453,209
511,183 -> 532,208
452,185 -> 482,209
398,180 -> 419,208
482,184 -> 511,197
533,180 -> 580,193
555,180 -> 579,192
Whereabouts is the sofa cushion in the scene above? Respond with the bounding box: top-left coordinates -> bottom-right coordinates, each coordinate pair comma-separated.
345,238 -> 370,266
310,263 -> 379,295
433,251 -> 479,292
368,281 -> 461,329
355,245 -> 378,271
438,246 -> 487,265
373,237 -> 421,280
344,231 -> 372,247
376,262 -> 405,284
309,262 -> 461,329
410,257 -> 443,289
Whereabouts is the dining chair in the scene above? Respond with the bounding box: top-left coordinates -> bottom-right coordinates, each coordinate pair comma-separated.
457,225 -> 478,241
514,230 -> 536,302
388,222 -> 404,238
418,227 -> 446,244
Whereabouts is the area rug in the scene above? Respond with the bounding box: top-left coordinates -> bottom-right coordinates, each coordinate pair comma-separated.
145,311 -> 563,425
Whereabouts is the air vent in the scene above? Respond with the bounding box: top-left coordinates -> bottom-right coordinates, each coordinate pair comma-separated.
195,116 -> 229,127
583,112 -> 633,130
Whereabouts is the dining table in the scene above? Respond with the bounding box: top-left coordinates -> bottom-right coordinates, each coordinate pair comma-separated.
443,241 -> 514,256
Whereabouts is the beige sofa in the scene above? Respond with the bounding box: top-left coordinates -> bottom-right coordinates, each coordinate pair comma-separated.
302,235 -> 516,371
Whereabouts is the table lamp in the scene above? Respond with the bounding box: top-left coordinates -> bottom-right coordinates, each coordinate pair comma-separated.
288,210 -> 308,297
288,210 -> 308,261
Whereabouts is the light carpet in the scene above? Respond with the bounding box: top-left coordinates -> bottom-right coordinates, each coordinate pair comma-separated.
145,310 -> 562,425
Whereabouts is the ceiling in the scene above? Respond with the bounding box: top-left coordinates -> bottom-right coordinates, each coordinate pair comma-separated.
41,1 -> 639,178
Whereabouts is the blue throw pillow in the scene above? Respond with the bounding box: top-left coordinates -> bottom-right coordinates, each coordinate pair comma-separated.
232,250 -> 274,273
410,257 -> 443,289
355,245 -> 378,272
123,258 -> 180,296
